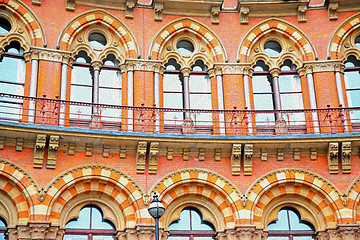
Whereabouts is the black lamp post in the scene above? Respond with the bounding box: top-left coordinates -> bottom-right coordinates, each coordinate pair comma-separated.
148,192 -> 165,240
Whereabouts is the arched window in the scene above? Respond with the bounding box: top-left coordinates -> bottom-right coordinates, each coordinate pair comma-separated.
64,205 -> 116,240
267,207 -> 315,240
168,207 -> 215,240
0,217 -> 6,240
344,55 -> 360,122
0,41 -> 25,120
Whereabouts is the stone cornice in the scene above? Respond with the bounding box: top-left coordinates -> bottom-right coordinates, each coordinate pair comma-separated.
303,60 -> 343,73
125,59 -> 163,72
214,63 -> 251,75
30,47 -> 72,64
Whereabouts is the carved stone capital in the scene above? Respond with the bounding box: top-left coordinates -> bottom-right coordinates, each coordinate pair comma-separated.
297,67 -> 306,77
154,64 -> 165,74
66,0 -> 75,11
91,61 -> 102,71
23,51 -> 32,62
181,67 -> 192,77
208,68 -> 216,78
270,68 -> 281,77
334,63 -> 345,73
214,63 -> 251,75
9,222 -> 65,240
303,60 -> 343,73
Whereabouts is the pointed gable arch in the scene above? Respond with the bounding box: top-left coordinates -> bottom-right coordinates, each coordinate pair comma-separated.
149,18 -> 227,63
149,168 -> 242,229
245,169 -> 345,229
57,9 -> 139,59
328,13 -> 360,60
238,18 -> 317,63
0,0 -> 46,47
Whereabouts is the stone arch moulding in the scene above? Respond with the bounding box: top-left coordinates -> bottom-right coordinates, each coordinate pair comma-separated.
0,158 -> 40,224
56,9 -> 139,59
0,0 -> 46,47
345,175 -> 360,224
237,18 -> 317,63
149,168 -> 242,229
328,13 -> 360,60
148,17 -> 228,63
42,165 -> 144,228
244,168 -> 345,230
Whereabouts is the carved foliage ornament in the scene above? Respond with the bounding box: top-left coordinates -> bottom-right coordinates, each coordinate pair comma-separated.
47,135 -> 59,169
328,142 -> 339,174
136,142 -> 147,174
211,6 -> 220,24
243,144 -> 253,176
341,142 -> 351,174
34,134 -> 46,168
231,144 -> 242,175
154,3 -> 164,21
240,6 -> 249,25
148,142 -> 159,174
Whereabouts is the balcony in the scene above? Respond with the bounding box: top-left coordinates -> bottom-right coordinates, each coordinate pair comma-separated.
0,93 -> 358,136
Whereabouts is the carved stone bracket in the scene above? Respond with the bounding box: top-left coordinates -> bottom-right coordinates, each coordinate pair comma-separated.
328,2 -> 339,20
103,145 -> 110,158
148,142 -> 159,174
47,135 -> 59,169
32,0 -> 41,6
211,6 -> 220,24
231,144 -> 242,175
120,145 -> 127,159
126,0 -> 136,19
183,148 -> 190,161
294,148 -> 300,161
261,149 -> 267,161
66,0 -> 75,11
277,149 -> 284,161
310,148 -> 317,160
0,136 -> 4,150
215,148 -> 221,161
297,4 -> 307,22
68,142 -> 75,155
34,134 -> 46,169
341,142 -> 351,174
154,2 -> 164,21
243,144 -> 253,176
136,142 -> 147,174
85,144 -> 92,157
16,137 -> 24,152
240,6 -> 250,24
199,148 -> 205,161
167,147 -> 174,160
328,142 -> 339,174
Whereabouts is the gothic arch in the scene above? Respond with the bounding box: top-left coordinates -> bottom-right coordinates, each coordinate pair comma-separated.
0,0 -> 46,47
328,13 -> 360,60
0,158 -> 39,224
245,169 -> 344,230
57,9 -> 139,59
237,18 -> 317,63
149,168 -> 242,229
345,175 -> 360,224
42,165 -> 144,229
148,18 -> 227,64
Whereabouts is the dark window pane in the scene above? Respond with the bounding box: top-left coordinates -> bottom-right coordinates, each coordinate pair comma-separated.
165,59 -> 181,71
192,60 -> 207,72
355,35 -> 360,49
89,33 -> 107,48
0,17 -> 11,34
177,40 -> 194,55
264,41 -> 282,56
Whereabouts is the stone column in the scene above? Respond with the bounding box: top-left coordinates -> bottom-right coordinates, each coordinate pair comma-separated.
181,67 -> 192,120
27,51 -> 39,123
154,64 -> 165,133
243,67 -> 254,134
334,63 -> 348,132
127,64 -> 135,131
303,66 -> 320,134
59,55 -> 73,127
270,68 -> 282,121
90,61 -> 102,129
215,67 -> 225,135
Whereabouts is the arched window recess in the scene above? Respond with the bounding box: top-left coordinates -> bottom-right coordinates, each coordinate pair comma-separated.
344,55 -> 360,124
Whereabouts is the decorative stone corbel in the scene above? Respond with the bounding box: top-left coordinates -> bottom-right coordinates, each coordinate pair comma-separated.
68,142 -> 75,155
143,193 -> 150,206
243,144 -> 253,176
154,2 -> 164,21
297,4 -> 307,22
167,147 -> 174,160
120,145 -> 127,158
341,142 -> 351,174
277,149 -> 284,161
8,222 -> 65,240
47,135 -> 59,169
0,137 -> 4,150
215,148 -> 221,161
240,6 -> 249,24
103,145 -> 110,158
240,194 -> 247,207
183,148 -> 190,161
125,0 -> 136,19
32,0 -> 41,6
341,194 -> 348,206
211,6 -> 220,24
231,144 -> 242,175
261,149 -> 267,161
136,142 -> 147,174
66,0 -> 75,11
328,142 -> 339,174
148,142 -> 159,174
16,137 -> 24,151
328,2 -> 339,20
310,148 -> 317,160
85,144 -> 92,157
199,148 -> 205,161
294,148 -> 300,161
34,134 -> 46,168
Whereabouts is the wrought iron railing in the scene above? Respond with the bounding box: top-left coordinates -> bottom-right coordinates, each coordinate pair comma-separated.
0,93 -> 358,135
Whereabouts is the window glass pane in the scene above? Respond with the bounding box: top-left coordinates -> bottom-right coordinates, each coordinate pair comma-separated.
355,35 -> 360,49
0,83 -> 23,119
0,55 -> 26,84
169,208 -> 191,230
164,74 -> 183,92
194,237 -> 213,240
164,93 -> 184,124
267,209 -> 290,231
99,88 -> 121,121
0,18 -> 11,34
71,85 -> 92,103
165,59 -> 181,71
71,65 -> 93,85
189,75 -> 211,93
254,94 -> 275,124
91,206 -> 116,230
264,41 -> 282,56
0,82 -> 24,95
190,94 -> 212,124
167,237 -> 189,240
288,209 -> 314,231
344,71 -> 360,90
99,69 -> 121,88
93,236 -> 115,240
63,235 -> 88,240
267,237 -> 289,240
253,75 -> 272,93
65,206 -> 91,229
191,209 -> 214,231
192,60 -> 207,72
253,61 -> 269,72
177,40 -> 194,55
293,237 -> 314,240
0,219 -> 6,227
280,93 -> 305,124
279,74 -> 302,93
280,60 -> 297,71
89,33 -> 107,48
0,233 -> 4,240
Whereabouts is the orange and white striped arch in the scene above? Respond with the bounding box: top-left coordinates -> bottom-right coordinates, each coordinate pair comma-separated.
244,169 -> 344,228
0,0 -> 46,47
346,175 -> 360,224
0,158 -> 39,224
149,18 -> 227,63
42,165 -> 144,228
57,9 -> 139,58
150,168 -> 242,229
238,18 -> 317,63
328,13 -> 360,60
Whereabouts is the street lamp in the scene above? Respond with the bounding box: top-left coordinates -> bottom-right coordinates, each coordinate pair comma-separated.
148,192 -> 165,240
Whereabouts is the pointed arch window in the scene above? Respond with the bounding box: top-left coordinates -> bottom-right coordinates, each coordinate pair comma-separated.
0,41 -> 26,120
168,207 -> 216,240
267,207 -> 315,240
344,55 -> 360,122
64,205 -> 116,240
0,217 -> 6,240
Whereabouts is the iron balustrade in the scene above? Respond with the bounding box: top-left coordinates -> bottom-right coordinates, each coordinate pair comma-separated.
0,93 -> 358,135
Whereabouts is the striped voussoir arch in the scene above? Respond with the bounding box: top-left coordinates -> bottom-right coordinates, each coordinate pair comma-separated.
150,18 -> 225,63
43,165 -> 143,227
245,169 -> 344,226
59,10 -> 137,58
346,176 -> 360,223
239,19 -> 315,62
329,14 -> 360,59
0,159 -> 39,223
152,169 -> 242,228
0,0 -> 45,46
